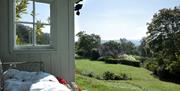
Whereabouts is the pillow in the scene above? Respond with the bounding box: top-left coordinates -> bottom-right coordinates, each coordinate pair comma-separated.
3,69 -> 19,80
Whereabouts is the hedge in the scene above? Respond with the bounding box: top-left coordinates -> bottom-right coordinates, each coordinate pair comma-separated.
105,58 -> 140,67
119,60 -> 140,67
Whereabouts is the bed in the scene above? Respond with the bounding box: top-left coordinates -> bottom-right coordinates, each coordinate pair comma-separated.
0,60 -> 71,91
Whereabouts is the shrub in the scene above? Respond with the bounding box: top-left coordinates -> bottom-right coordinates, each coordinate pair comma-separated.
132,55 -> 142,60
143,58 -> 180,83
145,61 -> 158,73
103,71 -> 115,80
76,49 -> 87,57
102,71 -> 131,80
143,58 -> 158,73
97,57 -> 106,61
119,60 -> 140,67
120,73 -> 132,80
139,57 -> 149,63
98,56 -> 113,61
156,61 -> 180,83
104,56 -> 140,67
131,55 -> 147,64
169,61 -> 180,75
113,74 -> 131,80
105,58 -> 119,64
113,74 -> 122,80
118,54 -> 138,62
75,54 -> 85,59
96,75 -> 104,80
81,71 -> 96,78
90,48 -> 100,60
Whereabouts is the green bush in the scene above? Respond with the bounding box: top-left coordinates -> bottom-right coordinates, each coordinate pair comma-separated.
131,55 -> 148,64
81,71 -> 96,78
119,60 -> 140,67
97,57 -> 106,61
102,71 -> 131,80
118,54 -> 138,62
120,73 -> 132,80
169,61 -> 180,75
143,58 -> 161,73
143,57 -> 180,83
103,71 -> 115,80
96,75 -> 104,80
114,73 -> 131,80
105,58 -> 119,64
104,58 -> 140,67
98,56 -> 114,61
75,54 -> 85,59
131,55 -> 142,60
90,48 -> 100,60
76,49 -> 87,57
156,61 -> 180,83
145,61 -> 158,73
138,57 -> 149,63
99,54 -> 140,67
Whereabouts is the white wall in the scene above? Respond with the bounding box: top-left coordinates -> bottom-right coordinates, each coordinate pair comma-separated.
0,0 -> 75,82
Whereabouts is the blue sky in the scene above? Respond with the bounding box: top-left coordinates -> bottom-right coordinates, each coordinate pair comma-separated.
75,0 -> 180,40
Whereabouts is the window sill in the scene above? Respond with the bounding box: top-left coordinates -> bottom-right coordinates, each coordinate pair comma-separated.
12,45 -> 56,53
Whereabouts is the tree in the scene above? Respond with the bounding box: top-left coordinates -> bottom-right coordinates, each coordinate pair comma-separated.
138,37 -> 152,57
15,0 -> 49,45
119,38 -> 136,55
146,7 -> 180,61
16,0 -> 28,21
16,24 -> 33,44
35,20 -> 49,44
99,41 -> 121,58
146,7 -> 180,82
76,31 -> 101,58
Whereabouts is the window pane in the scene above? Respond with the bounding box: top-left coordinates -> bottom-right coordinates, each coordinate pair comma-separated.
35,2 -> 50,24
16,23 -> 33,45
36,24 -> 50,45
16,0 -> 33,22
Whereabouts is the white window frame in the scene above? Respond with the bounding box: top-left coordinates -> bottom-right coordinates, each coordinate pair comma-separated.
9,0 -> 56,52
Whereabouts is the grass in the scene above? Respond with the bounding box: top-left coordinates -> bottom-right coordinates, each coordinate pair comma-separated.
75,59 -> 180,91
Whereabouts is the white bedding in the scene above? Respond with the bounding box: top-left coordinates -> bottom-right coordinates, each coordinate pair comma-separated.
3,69 -> 70,91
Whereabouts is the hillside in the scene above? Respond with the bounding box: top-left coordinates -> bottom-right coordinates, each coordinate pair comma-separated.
75,59 -> 180,91
101,39 -> 140,46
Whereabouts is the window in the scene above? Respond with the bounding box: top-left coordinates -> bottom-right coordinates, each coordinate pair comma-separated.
13,0 -> 53,49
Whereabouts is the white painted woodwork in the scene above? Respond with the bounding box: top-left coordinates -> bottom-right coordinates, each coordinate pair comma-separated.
0,0 -> 75,82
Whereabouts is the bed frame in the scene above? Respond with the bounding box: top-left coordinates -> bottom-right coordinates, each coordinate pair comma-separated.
0,59 -> 44,91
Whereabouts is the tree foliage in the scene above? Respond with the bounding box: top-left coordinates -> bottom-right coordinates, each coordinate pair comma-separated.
138,37 -> 152,57
76,31 -> 101,58
16,0 -> 28,21
99,41 -> 121,58
16,24 -> 50,45
99,39 -> 138,58
145,7 -> 180,82
146,7 -> 180,60
16,24 -> 32,44
15,0 -> 49,45
120,38 -> 137,55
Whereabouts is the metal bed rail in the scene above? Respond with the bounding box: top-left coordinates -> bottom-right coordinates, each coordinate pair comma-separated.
0,59 -> 44,91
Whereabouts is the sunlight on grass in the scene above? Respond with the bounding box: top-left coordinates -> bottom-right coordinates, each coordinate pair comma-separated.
75,59 -> 180,91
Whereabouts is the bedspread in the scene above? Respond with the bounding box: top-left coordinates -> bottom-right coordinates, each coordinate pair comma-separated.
3,69 -> 70,91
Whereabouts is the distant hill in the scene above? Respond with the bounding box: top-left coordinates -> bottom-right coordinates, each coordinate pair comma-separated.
101,39 -> 141,46
130,40 -> 141,46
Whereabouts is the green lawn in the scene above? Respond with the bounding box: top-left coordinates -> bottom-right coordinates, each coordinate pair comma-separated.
75,59 -> 180,91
